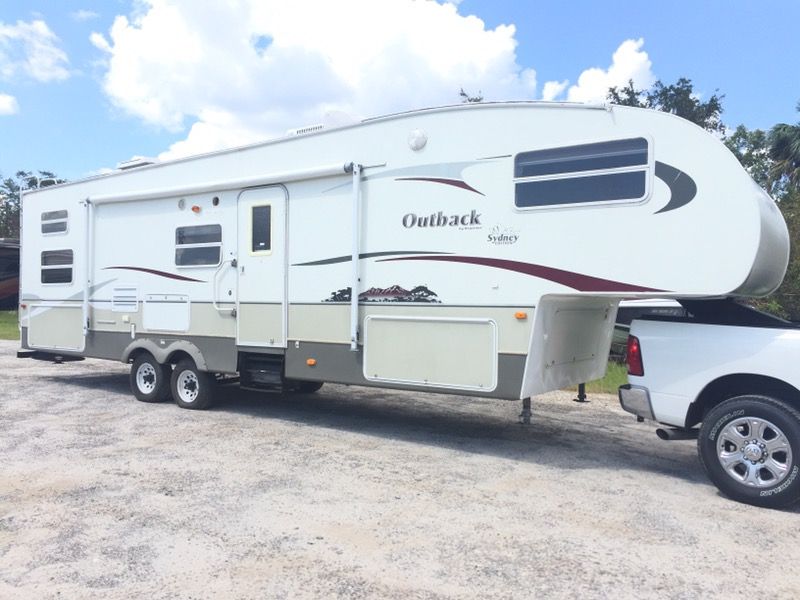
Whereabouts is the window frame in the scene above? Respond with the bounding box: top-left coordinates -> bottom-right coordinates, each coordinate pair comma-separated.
41,209 -> 69,235
40,249 -> 74,285
174,224 -> 223,268
249,203 -> 273,256
512,136 -> 654,212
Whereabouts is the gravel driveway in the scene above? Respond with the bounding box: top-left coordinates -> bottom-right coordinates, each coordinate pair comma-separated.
1,339 -> 798,599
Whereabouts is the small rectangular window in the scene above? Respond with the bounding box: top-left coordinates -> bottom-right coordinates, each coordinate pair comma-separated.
515,138 -> 648,178
515,171 -> 647,208
41,249 -> 73,284
176,224 -> 221,246
514,137 -> 650,209
251,205 -> 271,253
41,209 -> 68,234
175,224 -> 221,266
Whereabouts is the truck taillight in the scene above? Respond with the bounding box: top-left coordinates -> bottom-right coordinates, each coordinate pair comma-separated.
627,335 -> 644,376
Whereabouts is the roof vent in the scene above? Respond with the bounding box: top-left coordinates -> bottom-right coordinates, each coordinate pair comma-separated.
117,156 -> 159,170
286,124 -> 325,136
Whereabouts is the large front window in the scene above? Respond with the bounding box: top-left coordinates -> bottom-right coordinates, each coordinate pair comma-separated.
514,137 -> 650,209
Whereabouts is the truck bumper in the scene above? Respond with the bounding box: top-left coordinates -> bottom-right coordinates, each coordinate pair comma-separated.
618,384 -> 655,421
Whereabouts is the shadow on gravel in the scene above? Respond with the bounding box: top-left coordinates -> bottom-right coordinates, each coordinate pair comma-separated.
43,373 -> 708,487
220,384 -> 707,485
43,373 -> 130,395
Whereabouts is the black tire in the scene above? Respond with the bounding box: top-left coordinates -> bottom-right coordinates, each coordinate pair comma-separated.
170,359 -> 215,410
286,380 -> 324,394
130,352 -> 172,403
698,395 -> 800,508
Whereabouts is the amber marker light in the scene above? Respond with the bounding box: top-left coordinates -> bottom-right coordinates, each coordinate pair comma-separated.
191,205 -> 201,213
515,311 -> 528,320
306,358 -> 317,366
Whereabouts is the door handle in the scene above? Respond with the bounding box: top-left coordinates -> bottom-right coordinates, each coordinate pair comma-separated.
212,259 -> 236,316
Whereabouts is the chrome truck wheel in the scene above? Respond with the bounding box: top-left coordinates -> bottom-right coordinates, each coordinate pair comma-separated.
170,358 -> 215,410
130,352 -> 171,403
699,395 -> 800,508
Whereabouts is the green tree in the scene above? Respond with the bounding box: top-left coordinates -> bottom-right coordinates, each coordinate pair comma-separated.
607,77 -> 725,133
0,170 -> 65,239
768,101 -> 800,190
755,188 -> 800,320
760,101 -> 800,320
724,125 -> 773,191
606,79 -> 647,108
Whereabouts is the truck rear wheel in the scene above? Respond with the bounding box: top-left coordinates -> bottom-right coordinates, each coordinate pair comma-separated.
698,395 -> 800,508
171,359 -> 215,410
130,352 -> 172,403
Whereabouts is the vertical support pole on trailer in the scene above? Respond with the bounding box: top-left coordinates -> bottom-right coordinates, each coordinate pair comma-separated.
81,198 -> 93,348
574,382 -> 588,403
350,163 -> 362,351
519,397 -> 532,425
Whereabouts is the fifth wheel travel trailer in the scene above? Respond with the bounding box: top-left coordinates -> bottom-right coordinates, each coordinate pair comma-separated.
17,102 -> 789,414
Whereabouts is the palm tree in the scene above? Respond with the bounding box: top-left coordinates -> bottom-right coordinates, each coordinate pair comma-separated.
769,101 -> 800,189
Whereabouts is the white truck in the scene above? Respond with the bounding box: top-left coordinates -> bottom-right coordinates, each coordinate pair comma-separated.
619,299 -> 800,508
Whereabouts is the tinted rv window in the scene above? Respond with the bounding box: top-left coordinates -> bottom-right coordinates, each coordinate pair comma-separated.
176,224 -> 221,245
41,249 -> 73,284
175,224 -> 222,266
41,209 -> 68,234
515,138 -> 648,178
251,205 -> 271,253
514,137 -> 650,209
515,171 -> 647,207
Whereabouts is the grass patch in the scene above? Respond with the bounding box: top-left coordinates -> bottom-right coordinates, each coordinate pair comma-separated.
0,311 -> 19,340
583,361 -> 629,395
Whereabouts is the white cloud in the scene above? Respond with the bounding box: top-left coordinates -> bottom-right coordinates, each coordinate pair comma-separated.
71,10 -> 100,23
565,38 -> 654,103
541,79 -> 568,102
0,19 -> 70,82
91,0 -> 538,159
0,92 -> 18,115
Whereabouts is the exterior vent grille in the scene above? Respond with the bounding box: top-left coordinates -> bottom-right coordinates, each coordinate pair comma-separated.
287,124 -> 324,136
112,286 -> 139,312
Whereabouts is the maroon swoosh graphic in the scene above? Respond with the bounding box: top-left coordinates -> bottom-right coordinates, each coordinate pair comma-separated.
103,266 -> 205,283
379,255 -> 664,293
395,177 -> 484,196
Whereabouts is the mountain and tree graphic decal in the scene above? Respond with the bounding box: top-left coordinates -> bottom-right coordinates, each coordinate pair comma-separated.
324,284 -> 440,303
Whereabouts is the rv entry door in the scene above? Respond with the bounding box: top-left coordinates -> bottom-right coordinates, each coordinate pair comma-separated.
236,186 -> 287,348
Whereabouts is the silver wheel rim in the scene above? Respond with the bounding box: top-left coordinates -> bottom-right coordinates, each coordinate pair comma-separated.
136,363 -> 157,394
717,416 -> 793,488
176,370 -> 199,404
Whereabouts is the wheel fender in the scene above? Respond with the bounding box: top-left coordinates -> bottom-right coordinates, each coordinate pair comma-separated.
121,339 -> 209,371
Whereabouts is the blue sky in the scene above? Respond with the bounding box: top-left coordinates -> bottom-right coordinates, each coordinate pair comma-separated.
1,1 -> 798,182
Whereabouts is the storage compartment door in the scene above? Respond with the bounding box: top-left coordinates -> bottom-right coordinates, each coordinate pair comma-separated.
363,316 -> 498,391
27,303 -> 84,351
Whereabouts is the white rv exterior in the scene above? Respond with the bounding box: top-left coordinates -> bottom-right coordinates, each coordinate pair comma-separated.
18,102 -> 789,408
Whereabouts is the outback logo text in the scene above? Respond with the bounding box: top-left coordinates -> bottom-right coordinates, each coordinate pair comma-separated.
402,210 -> 482,230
